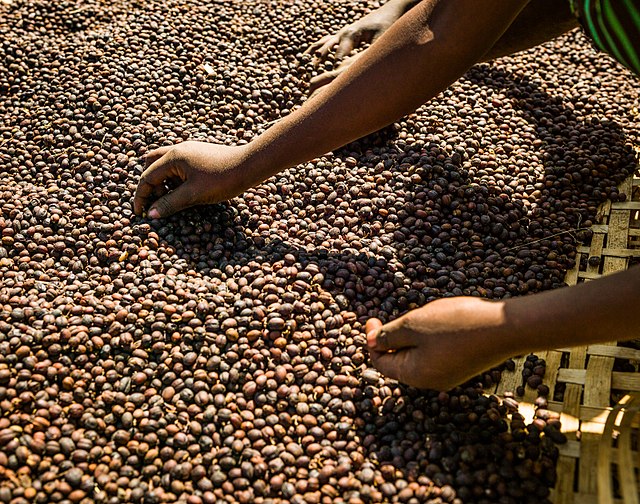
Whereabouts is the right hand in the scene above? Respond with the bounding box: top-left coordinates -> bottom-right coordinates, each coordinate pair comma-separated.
365,297 -> 511,391
133,141 -> 251,218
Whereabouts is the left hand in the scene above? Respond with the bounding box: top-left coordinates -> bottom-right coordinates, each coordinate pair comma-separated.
304,6 -> 401,62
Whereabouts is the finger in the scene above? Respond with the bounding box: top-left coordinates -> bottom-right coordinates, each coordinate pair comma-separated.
315,35 -> 340,60
144,146 -> 172,167
367,316 -> 416,352
148,182 -> 196,219
134,177 -> 161,216
365,318 -> 383,347
335,34 -> 357,60
133,151 -> 181,215
308,70 -> 340,95
335,52 -> 361,71
370,349 -> 411,384
303,34 -> 332,55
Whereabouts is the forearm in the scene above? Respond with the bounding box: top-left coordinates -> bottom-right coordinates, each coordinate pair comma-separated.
500,266 -> 640,355
481,0 -> 578,61
386,0 -> 577,63
237,0 -> 530,186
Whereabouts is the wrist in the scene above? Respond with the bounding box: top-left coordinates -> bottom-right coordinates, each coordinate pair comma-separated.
234,137 -> 280,189
497,293 -> 561,357
473,297 -> 531,359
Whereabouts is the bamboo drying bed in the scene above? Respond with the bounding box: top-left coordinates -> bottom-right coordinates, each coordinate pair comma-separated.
493,175 -> 640,503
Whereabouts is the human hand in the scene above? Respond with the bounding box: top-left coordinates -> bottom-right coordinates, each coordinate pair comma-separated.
133,141 -> 251,218
366,297 -> 511,391
305,2 -> 407,62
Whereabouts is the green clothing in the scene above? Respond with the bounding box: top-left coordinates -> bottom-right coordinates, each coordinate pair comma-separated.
569,0 -> 640,75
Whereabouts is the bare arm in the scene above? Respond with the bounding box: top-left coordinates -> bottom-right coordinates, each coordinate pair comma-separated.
237,0 -> 531,190
308,0 -> 577,93
482,0 -> 579,61
367,266 -> 640,390
504,265 -> 640,353
135,0 -> 531,217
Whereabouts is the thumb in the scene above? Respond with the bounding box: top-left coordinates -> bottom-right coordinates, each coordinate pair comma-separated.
309,70 -> 340,96
365,318 -> 383,348
367,315 -> 416,352
148,183 -> 195,218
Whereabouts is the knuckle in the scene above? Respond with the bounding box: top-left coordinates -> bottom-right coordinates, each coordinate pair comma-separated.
165,146 -> 179,161
155,198 -> 175,216
138,173 -> 153,187
396,315 -> 410,332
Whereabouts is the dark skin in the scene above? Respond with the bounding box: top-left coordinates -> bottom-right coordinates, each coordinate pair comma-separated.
134,0 -> 639,391
134,0 -> 533,217
307,0 -> 578,94
365,266 -> 640,390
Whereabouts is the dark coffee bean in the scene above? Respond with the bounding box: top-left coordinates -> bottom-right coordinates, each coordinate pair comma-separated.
0,4 -> 634,502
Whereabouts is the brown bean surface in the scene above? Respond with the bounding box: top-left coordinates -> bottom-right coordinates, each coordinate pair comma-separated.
0,1 -> 638,503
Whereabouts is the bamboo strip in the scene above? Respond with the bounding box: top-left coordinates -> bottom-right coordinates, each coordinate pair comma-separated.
550,458 -> 577,504
578,434 -> 600,495
556,369 -> 640,391
586,344 -> 640,361
610,201 -> 640,210
580,247 -> 640,257
617,400 -> 639,504
597,394 -> 639,504
509,175 -> 640,503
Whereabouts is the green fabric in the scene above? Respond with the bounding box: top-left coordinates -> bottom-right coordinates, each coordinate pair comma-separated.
598,0 -> 631,69
623,0 -> 640,30
583,0 -> 606,50
602,0 -> 640,71
569,0 -> 640,75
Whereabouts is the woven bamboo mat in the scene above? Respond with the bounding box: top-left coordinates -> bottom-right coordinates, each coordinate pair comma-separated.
492,175 -> 640,503
598,392 -> 640,504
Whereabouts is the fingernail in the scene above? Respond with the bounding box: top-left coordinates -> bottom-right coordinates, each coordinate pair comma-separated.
366,331 -> 377,349
148,208 -> 160,219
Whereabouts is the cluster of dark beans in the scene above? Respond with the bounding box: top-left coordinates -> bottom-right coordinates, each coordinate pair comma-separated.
0,0 -> 638,503
515,354 -> 548,398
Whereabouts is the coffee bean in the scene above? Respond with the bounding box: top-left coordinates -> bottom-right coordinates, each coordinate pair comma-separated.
0,3 -> 635,502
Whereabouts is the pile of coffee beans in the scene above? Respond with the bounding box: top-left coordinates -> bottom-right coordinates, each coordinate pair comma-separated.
0,0 -> 638,503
